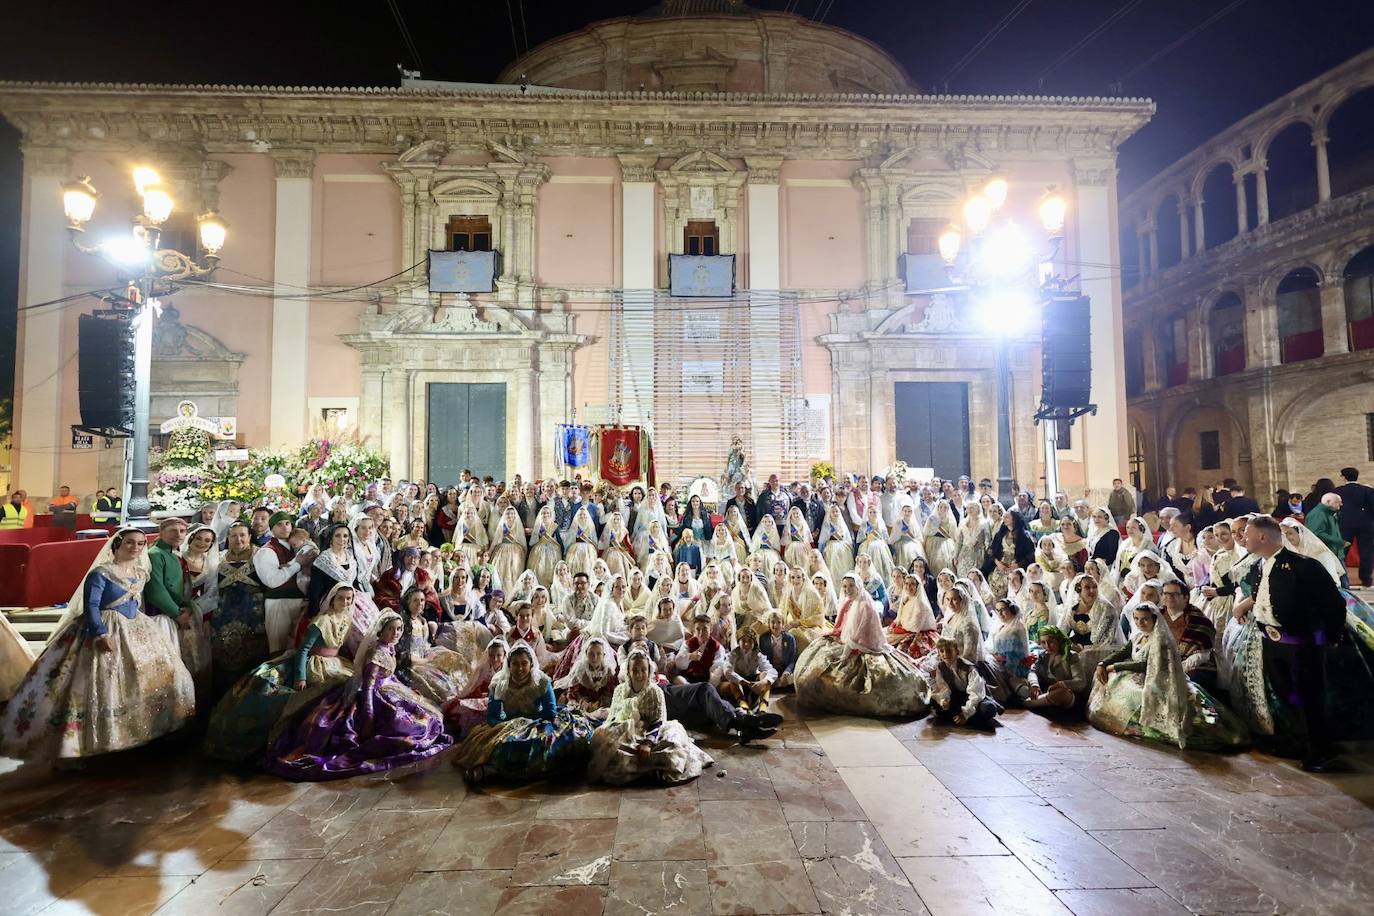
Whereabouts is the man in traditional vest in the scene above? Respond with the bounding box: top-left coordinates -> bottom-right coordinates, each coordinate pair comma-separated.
253,510 -> 315,652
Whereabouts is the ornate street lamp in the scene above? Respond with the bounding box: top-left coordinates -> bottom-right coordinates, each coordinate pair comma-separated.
940,185 -> 1067,507
62,167 -> 228,527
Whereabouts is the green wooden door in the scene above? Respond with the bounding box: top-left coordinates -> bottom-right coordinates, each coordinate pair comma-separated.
427,382 -> 507,484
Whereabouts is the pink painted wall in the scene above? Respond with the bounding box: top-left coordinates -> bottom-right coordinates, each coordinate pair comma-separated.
537,158 -> 617,287
780,160 -> 865,396
315,156 -> 401,285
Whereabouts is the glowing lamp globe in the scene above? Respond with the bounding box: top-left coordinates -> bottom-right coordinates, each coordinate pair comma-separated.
62,177 -> 98,226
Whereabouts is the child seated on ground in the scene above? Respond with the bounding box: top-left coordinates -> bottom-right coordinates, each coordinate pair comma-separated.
929,638 -> 1002,730
719,628 -> 776,712
506,602 -> 556,671
759,611 -> 798,689
670,614 -> 727,686
646,596 -> 685,654
617,614 -> 666,678
1022,626 -> 1087,715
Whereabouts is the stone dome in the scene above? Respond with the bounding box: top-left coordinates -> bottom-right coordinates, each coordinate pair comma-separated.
496,1 -> 917,95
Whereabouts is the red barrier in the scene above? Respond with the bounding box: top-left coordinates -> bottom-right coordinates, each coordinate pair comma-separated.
0,528 -> 75,547
24,539 -> 107,608
0,544 -> 30,607
32,514 -> 95,529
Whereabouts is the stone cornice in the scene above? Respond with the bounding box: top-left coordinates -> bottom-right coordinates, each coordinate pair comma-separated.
0,82 -> 1154,161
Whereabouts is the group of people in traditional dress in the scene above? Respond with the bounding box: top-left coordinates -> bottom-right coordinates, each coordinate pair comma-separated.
3,464 -> 1369,780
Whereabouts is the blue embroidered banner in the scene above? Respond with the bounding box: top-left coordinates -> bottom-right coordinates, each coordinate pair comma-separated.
669,254 -> 735,298
556,424 -> 592,468
428,249 -> 499,293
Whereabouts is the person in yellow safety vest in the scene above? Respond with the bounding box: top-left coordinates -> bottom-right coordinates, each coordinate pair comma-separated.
1,489 -> 30,529
92,487 -> 123,525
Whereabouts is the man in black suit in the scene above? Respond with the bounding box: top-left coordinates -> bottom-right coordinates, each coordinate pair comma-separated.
1334,467 -> 1374,587
1223,484 -> 1260,519
723,482 -> 757,531
1243,515 -> 1347,771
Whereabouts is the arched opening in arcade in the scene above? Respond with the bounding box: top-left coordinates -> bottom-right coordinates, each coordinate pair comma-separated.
1264,122 -> 1318,222
1199,163 -> 1239,250
1276,267 -> 1324,364
1209,292 -> 1246,376
1326,85 -> 1374,199
1155,194 -> 1183,270
1345,245 -> 1374,351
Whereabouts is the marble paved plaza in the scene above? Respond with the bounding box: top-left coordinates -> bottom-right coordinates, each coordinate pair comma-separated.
2,699 -> 1372,916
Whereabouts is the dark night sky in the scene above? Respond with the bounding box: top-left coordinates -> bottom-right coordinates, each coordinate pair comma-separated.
2,0 -> 1373,402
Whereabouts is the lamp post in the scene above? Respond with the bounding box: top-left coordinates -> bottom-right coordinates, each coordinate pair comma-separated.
937,180 -> 1067,509
61,168 -> 227,528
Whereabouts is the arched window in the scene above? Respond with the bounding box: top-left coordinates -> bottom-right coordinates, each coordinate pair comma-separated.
1155,196 -> 1183,270
1265,123 -> 1318,221
1276,268 -> 1324,364
1209,292 -> 1246,376
1345,245 -> 1374,351
1160,314 -> 1189,387
1327,86 -> 1374,199
1200,164 -> 1239,249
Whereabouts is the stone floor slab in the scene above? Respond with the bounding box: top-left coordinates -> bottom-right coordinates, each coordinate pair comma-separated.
384,869 -> 510,916
1053,887 -> 1192,916
898,854 -> 1072,916
810,717 -> 920,767
155,858 -> 318,916
603,860 -> 711,916
838,765 -> 1006,857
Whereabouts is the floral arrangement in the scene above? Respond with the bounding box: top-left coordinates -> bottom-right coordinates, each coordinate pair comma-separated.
810,461 -> 835,483
313,439 -> 390,492
147,434 -> 388,516
164,428 -> 211,467
199,461 -> 262,505
886,460 -> 911,484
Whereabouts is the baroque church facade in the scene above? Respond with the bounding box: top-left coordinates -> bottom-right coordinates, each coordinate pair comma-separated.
2,1 -> 1151,498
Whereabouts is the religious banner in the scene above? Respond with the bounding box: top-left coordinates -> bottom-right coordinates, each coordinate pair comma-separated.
556,423 -> 591,469
669,254 -> 735,298
598,426 -> 641,487
428,249 -> 500,293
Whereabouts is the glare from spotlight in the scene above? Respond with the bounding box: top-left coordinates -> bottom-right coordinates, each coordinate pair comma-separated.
132,166 -> 161,195
101,233 -> 150,268
963,195 -> 993,234
983,177 -> 1009,211
974,222 -> 1034,280
975,287 -> 1036,335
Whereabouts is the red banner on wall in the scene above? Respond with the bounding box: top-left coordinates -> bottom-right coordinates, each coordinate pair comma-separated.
599,427 -> 641,487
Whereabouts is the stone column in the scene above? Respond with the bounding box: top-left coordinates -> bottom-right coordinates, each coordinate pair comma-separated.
746,159 -> 784,475
1313,131 -> 1332,203
1147,226 -> 1159,275
382,368 -> 411,479
360,368 -> 384,450
269,150 -> 314,446
1186,309 -> 1205,382
1242,285 -> 1277,368
1136,229 -> 1148,278
15,145 -> 70,498
1192,198 -> 1206,254
852,169 -> 888,307
1255,162 -> 1270,225
618,155 -> 658,426
1233,173 -> 1248,234
1178,199 -> 1192,259
1071,158 -> 1128,491
517,365 -> 537,477
1319,283 -> 1349,355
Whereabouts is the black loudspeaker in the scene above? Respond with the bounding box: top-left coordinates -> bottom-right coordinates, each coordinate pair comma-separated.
78,311 -> 135,430
1041,295 -> 1092,408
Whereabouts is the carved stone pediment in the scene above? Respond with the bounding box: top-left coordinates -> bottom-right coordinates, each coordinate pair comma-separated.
378,300 -> 528,336
153,305 -> 244,361
667,149 -> 738,174
397,139 -> 449,164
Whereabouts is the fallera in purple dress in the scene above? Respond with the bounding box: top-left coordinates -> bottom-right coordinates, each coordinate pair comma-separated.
264,645 -> 452,781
